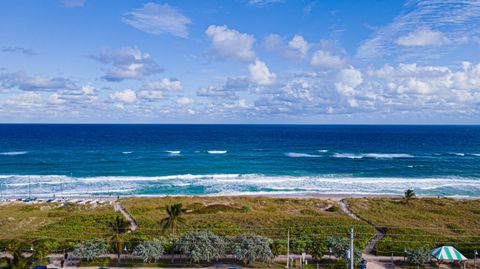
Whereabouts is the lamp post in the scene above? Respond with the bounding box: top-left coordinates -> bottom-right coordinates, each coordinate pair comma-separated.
474,250 -> 478,269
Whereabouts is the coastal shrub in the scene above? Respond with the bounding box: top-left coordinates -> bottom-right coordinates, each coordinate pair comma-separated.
292,238 -> 310,253
73,240 -> 108,261
241,205 -> 252,212
231,233 -> 274,265
270,239 -> 287,256
407,248 -> 431,266
132,240 -> 164,263
177,231 -> 226,263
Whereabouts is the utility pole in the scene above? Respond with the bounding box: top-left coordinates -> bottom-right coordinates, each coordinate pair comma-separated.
286,229 -> 290,269
350,227 -> 354,269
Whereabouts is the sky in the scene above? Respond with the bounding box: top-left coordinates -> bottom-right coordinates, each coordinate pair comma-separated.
0,0 -> 480,124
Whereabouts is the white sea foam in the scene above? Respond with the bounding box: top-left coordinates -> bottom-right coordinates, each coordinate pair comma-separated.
166,150 -> 181,155
2,174 -> 479,198
0,151 -> 28,156
286,152 -> 321,158
318,150 -> 328,153
333,153 -> 413,159
122,151 -> 133,154
332,153 -> 363,159
472,153 -> 480,157
208,150 -> 227,154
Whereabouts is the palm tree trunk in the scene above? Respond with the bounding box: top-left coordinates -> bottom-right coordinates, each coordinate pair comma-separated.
171,224 -> 175,263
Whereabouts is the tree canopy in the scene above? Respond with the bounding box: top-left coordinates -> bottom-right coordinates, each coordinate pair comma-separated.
231,233 -> 273,265
132,240 -> 164,263
177,231 -> 226,263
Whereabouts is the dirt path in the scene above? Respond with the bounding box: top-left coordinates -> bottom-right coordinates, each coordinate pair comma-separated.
113,200 -> 138,231
339,199 -> 388,268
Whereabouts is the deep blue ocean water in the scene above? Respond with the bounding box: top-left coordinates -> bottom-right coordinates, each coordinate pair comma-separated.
0,124 -> 479,197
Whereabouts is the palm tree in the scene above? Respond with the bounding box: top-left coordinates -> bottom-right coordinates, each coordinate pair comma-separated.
7,246 -> 30,269
404,189 -> 416,204
160,203 -> 186,263
108,216 -> 130,265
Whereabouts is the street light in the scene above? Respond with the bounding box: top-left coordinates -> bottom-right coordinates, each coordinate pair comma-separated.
474,250 -> 478,269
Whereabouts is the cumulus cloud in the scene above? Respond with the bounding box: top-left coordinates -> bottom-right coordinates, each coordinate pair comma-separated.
396,27 -> 449,47
142,78 -> 182,91
90,47 -> 163,81
110,89 -> 137,104
263,34 -> 310,60
176,97 -> 194,105
123,3 -> 191,38
0,71 -> 78,92
137,78 -> 183,101
249,59 -> 276,85
310,50 -> 345,69
205,25 -> 256,61
334,67 -> 364,107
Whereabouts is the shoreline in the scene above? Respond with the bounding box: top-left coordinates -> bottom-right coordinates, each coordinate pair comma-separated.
2,192 -> 480,203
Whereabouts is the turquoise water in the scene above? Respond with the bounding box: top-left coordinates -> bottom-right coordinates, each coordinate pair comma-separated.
0,124 -> 479,197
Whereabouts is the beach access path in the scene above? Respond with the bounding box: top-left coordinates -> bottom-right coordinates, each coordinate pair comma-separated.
114,200 -> 138,231
339,199 -> 388,269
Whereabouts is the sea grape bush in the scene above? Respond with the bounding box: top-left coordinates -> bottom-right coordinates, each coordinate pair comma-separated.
132,240 -> 164,263
177,231 -> 226,263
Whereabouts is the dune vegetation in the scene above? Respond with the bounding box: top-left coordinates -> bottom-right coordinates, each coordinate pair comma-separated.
0,202 -> 121,251
1,196 -> 479,263
121,196 -> 375,257
345,197 -> 480,257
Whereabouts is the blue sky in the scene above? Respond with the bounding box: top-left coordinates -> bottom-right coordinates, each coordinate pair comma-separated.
0,0 -> 480,123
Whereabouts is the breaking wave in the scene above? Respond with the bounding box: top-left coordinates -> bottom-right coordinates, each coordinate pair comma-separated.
286,152 -> 322,158
333,153 -> 414,159
1,174 -> 479,197
208,150 -> 227,154
0,151 -> 28,156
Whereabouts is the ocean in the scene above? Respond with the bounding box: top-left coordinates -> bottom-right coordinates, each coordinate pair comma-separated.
0,124 -> 479,197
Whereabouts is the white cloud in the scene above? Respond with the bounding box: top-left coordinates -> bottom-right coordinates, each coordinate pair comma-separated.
335,67 -> 363,107
82,85 -> 95,95
205,25 -> 256,61
110,89 -> 137,104
137,90 -> 163,100
4,92 -> 43,107
90,47 -> 162,81
123,3 -> 191,38
310,50 -> 345,69
263,34 -> 310,60
0,71 -> 78,92
396,27 -> 449,47
288,35 -> 309,58
143,78 -> 182,91
249,59 -> 276,85
197,85 -> 237,99
176,97 -> 194,105
137,78 -> 183,101
357,0 -> 480,60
